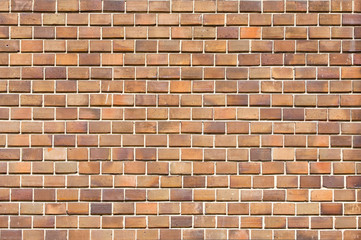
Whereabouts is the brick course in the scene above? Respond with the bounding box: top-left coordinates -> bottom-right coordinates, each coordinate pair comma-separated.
0,0 -> 360,239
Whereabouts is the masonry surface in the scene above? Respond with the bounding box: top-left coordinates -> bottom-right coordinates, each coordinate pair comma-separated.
0,0 -> 360,239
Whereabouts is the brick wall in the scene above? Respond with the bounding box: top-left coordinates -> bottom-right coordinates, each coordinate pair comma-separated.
0,0 -> 361,239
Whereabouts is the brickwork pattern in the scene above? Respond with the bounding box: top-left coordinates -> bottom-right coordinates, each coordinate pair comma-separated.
0,0 -> 360,239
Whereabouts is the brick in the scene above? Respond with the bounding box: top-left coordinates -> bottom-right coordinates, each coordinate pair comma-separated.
343,14 -> 361,25
240,1 -> 261,12
0,1 -> 356,236
240,27 -> 261,39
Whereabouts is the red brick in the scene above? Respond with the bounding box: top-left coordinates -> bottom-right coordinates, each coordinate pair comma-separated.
0,1 -> 357,235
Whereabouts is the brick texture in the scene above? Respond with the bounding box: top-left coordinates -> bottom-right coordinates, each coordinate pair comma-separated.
0,0 -> 360,239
